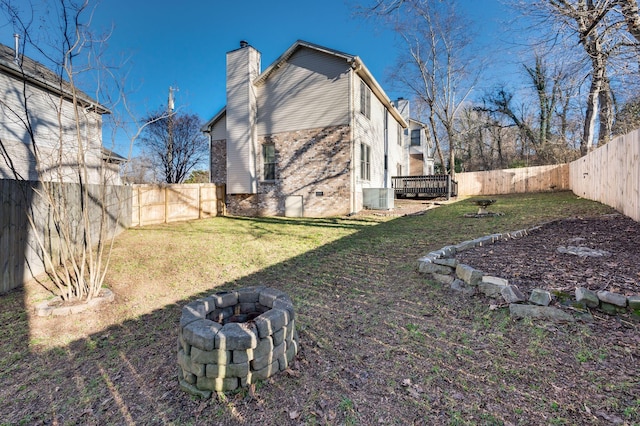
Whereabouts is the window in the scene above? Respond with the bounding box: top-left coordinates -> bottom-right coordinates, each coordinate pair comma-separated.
360,81 -> 371,119
360,143 -> 370,180
263,144 -> 276,180
397,164 -> 402,177
410,129 -> 421,146
397,123 -> 402,146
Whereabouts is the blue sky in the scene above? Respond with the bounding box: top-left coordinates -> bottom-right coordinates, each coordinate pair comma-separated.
1,0 -> 518,155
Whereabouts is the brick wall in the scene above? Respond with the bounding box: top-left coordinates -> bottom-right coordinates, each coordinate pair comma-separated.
226,125 -> 352,217
210,139 -> 227,185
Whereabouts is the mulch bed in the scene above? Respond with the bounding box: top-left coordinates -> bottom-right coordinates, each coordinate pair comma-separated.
456,214 -> 640,298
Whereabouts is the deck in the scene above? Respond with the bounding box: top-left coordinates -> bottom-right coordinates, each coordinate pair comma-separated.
391,175 -> 458,199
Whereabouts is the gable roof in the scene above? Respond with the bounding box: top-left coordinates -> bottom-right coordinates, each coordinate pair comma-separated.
203,40 -> 407,131
0,43 -> 110,115
256,40 -> 406,127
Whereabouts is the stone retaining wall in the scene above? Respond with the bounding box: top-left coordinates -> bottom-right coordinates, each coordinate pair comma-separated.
178,287 -> 298,397
418,227 -> 640,322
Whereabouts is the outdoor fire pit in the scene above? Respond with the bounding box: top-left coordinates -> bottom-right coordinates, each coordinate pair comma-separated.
177,286 -> 298,396
464,199 -> 503,218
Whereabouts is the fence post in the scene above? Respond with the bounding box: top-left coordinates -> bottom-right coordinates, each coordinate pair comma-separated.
198,184 -> 202,219
164,186 -> 168,224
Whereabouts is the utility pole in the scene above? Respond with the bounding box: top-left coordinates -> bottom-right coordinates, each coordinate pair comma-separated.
167,86 -> 176,182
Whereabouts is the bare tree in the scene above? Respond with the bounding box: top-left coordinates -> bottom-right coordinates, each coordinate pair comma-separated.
139,108 -> 209,184
0,0 -> 141,301
121,154 -> 159,184
477,54 -> 580,166
360,0 -> 477,179
521,0 -> 640,154
612,92 -> 640,135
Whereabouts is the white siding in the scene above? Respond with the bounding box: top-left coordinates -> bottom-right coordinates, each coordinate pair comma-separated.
256,47 -> 350,136
353,77 -> 403,192
386,111 -> 404,180
226,46 -> 260,194
0,71 -> 104,184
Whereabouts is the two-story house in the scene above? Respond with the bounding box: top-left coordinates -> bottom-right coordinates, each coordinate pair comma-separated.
394,98 -> 435,176
0,40 -> 120,184
203,40 -> 416,217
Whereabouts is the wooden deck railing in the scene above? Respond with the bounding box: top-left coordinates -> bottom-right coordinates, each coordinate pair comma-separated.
391,175 -> 458,198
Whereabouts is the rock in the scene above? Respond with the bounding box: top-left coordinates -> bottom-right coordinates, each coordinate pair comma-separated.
596,291 -> 627,307
628,295 -> 640,311
454,240 -> 476,252
599,302 -> 626,315
501,285 -> 526,303
451,279 -> 476,296
419,262 -> 454,275
179,377 -> 212,399
254,308 -> 288,339
575,287 -> 599,308
456,264 -> 483,286
258,287 -> 290,308
431,273 -> 455,285
479,277 -> 508,298
433,258 -> 457,268
509,304 -> 575,322
529,289 -> 552,306
557,246 -> 610,257
183,319 -> 222,351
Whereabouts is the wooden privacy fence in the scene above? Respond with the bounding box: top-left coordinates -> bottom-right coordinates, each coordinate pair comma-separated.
570,129 -> 640,222
0,180 -> 131,293
131,183 -> 225,227
456,164 -> 570,196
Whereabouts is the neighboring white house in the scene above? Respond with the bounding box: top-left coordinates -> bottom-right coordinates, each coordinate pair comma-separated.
0,41 -> 121,185
203,40 -> 433,217
394,98 -> 435,176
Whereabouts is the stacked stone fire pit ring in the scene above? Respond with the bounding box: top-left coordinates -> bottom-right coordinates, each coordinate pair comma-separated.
177,286 -> 298,396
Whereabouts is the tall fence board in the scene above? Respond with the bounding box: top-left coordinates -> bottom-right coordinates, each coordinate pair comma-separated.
570,129 -> 640,222
131,184 -> 225,227
456,164 -> 570,196
0,180 -> 131,293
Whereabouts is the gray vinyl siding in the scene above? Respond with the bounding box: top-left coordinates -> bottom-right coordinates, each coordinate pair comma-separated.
209,111 -> 226,141
226,46 -> 260,194
0,71 -> 104,183
256,47 -> 350,136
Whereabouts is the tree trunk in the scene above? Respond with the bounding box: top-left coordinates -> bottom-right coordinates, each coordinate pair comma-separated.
618,0 -> 640,43
597,76 -> 614,146
428,112 -> 446,172
582,52 -> 606,155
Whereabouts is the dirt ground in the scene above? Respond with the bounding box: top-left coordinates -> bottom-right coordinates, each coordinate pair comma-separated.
3,197 -> 640,425
456,213 -> 640,297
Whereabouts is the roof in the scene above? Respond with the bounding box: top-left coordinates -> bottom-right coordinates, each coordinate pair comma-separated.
0,43 -> 110,114
101,147 -> 127,164
201,106 -> 226,133
408,117 -> 428,127
256,40 -> 407,127
203,40 -> 408,130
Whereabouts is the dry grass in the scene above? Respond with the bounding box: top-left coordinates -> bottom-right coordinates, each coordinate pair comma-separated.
2,191 -> 638,425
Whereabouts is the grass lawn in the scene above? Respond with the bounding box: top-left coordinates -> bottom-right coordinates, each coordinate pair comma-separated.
1,191 -> 638,425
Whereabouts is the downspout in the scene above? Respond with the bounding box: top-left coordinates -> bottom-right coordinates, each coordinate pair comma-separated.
349,61 -> 357,215
203,127 -> 212,183
384,110 -> 389,188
